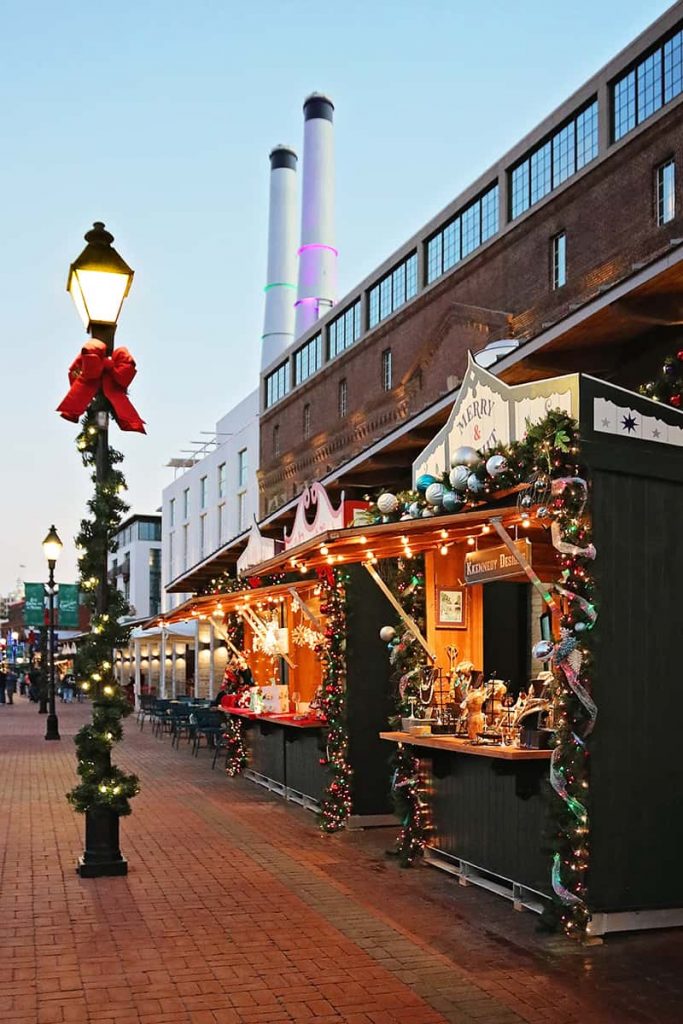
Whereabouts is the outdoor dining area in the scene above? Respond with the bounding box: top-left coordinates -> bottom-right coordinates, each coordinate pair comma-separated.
136,694 -> 232,767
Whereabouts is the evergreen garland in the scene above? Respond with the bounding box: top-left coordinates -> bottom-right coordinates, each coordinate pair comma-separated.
640,349 -> 683,407
67,407 -> 139,816
317,568 -> 352,832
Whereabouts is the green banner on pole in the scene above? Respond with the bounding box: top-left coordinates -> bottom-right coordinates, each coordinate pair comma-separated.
24,583 -> 46,627
58,584 -> 80,629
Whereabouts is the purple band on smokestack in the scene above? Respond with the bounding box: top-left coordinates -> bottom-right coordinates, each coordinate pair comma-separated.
270,145 -> 297,171
303,93 -> 334,122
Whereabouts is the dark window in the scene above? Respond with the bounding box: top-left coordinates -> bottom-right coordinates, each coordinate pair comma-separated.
613,26 -> 683,141
328,300 -> 361,359
510,100 -> 598,219
265,361 -> 290,408
272,425 -> 281,457
368,253 -> 418,328
303,403 -> 311,438
426,184 -> 499,285
149,548 -> 161,616
338,379 -> 348,418
138,520 -> 161,541
656,159 -> 676,225
381,349 -> 392,391
552,232 -> 567,289
293,333 -> 322,385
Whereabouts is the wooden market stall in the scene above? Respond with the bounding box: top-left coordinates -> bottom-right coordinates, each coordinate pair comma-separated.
244,358 -> 683,937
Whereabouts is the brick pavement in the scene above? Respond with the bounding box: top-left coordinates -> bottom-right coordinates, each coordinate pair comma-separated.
1,699 -> 681,1024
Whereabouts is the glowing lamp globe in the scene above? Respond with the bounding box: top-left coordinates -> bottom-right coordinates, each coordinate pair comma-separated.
42,525 -> 63,566
67,222 -> 134,329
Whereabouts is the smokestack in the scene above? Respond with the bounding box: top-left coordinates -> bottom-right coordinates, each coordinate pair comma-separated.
261,144 -> 298,371
294,93 -> 336,339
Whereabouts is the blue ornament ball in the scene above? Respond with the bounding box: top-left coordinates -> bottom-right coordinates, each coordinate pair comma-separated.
409,502 -> 422,519
441,490 -> 462,514
425,482 -> 446,506
416,473 -> 437,494
449,465 -> 470,492
574,622 -> 588,634
467,473 -> 485,495
532,640 -> 554,661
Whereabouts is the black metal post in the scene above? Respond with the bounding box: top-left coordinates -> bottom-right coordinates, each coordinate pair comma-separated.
45,563 -> 60,740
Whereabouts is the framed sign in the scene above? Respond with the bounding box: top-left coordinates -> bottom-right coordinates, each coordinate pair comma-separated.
436,587 -> 467,629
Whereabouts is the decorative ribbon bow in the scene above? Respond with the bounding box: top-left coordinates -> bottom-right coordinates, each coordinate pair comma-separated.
57,340 -> 146,433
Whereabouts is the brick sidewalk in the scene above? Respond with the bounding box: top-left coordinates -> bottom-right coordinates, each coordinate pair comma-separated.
1,699 -> 681,1024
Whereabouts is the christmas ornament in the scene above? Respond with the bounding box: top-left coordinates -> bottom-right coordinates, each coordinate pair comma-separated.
485,454 -> 507,477
379,625 -> 397,643
416,473 -> 437,493
671,394 -> 681,407
448,465 -> 469,492
441,490 -> 462,514
424,482 -> 445,506
57,340 -> 146,433
451,445 -> 481,469
377,492 -> 399,515
408,501 -> 422,519
467,473 -> 485,495
532,640 -> 554,661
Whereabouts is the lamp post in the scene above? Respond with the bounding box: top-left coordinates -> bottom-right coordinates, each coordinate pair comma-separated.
42,525 -> 63,741
67,223 -> 134,627
67,222 -> 135,878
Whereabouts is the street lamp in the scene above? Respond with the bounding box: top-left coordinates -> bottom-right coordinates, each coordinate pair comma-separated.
42,525 -> 63,741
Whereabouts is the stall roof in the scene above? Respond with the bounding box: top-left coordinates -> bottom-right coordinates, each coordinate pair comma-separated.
149,578 -> 321,627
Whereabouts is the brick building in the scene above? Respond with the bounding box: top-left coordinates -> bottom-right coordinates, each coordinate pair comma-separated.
258,4 -> 683,527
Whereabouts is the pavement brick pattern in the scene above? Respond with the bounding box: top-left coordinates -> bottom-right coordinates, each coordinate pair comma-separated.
1,700 -> 681,1024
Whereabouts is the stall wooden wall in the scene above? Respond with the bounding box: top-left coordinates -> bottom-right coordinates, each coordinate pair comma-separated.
425,546 -> 484,673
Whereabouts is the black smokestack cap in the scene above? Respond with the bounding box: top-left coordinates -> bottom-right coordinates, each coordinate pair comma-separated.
303,93 -> 334,122
269,145 -> 297,170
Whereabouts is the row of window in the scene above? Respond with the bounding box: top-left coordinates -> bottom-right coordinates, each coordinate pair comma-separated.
168,494 -> 249,576
116,519 -> 161,547
168,449 -> 248,527
427,184 -> 499,284
263,23 -> 683,412
549,158 -> 675,288
613,27 -> 683,141
510,101 -> 599,219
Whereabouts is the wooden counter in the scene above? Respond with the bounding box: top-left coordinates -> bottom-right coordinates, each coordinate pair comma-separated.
380,731 -> 552,760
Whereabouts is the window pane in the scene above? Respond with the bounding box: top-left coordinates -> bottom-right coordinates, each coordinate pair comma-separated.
406,254 -> 418,299
461,202 -> 481,258
530,142 -> 552,205
426,234 -> 443,284
552,233 -> 567,289
443,218 -> 461,270
576,101 -> 599,168
392,264 -> 406,308
368,286 -> 380,329
379,277 -> 392,320
552,121 -> 576,187
658,160 -> 676,225
511,161 -> 530,218
637,50 -> 663,122
664,31 -> 683,102
481,185 -> 499,241
614,70 -> 637,140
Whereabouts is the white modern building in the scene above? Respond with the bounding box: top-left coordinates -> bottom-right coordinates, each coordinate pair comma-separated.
109,513 -> 162,620
161,389 -> 260,611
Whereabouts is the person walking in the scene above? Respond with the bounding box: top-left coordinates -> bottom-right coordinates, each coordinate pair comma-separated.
0,666 -> 6,705
62,673 -> 74,704
6,670 -> 17,705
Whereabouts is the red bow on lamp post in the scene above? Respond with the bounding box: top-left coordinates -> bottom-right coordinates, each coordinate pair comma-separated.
56,339 -> 146,433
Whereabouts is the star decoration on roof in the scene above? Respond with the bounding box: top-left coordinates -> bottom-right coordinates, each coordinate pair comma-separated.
621,414 -> 637,433
652,428 -> 661,439
601,418 -> 610,428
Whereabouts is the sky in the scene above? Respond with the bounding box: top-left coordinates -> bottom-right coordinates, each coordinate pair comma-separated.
0,0 -> 673,595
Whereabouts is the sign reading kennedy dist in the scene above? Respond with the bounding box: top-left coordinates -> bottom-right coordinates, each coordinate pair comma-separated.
464,539 -> 532,585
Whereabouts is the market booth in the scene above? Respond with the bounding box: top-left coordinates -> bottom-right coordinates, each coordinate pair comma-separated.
241,358 -> 683,938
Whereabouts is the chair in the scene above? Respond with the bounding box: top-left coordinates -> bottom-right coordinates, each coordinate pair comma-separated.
191,708 -> 225,757
137,694 -> 154,731
169,703 -> 193,748
151,699 -> 173,737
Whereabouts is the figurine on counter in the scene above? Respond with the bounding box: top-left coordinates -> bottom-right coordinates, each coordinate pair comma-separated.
461,684 -> 487,741
450,660 -> 475,703
485,678 -> 508,728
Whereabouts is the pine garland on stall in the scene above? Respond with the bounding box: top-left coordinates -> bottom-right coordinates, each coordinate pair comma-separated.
640,349 -> 683,407
383,557 -> 431,866
67,408 -> 140,816
317,567 -> 352,833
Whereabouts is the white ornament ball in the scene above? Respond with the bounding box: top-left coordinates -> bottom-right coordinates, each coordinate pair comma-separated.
421,508 -> 435,517
449,465 -> 470,492
467,473 -> 485,495
485,454 -> 508,478
425,482 -> 446,507
451,446 -> 481,470
377,492 -> 399,515
379,626 -> 397,643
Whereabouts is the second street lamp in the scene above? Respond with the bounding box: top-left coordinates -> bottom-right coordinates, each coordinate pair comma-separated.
42,525 -> 63,742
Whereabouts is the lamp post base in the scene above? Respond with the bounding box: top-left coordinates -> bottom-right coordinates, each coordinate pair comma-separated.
45,715 -> 61,741
77,807 -> 128,877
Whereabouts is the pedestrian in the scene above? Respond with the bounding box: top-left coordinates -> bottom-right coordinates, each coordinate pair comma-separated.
6,670 -> 17,705
62,673 -> 74,704
0,665 -> 6,705
19,671 -> 28,697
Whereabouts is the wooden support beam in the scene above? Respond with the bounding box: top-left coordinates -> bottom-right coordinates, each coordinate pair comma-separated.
363,561 -> 436,662
490,517 -> 558,610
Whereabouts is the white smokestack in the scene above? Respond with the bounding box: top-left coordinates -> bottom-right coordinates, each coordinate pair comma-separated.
261,145 -> 298,371
294,93 -> 336,339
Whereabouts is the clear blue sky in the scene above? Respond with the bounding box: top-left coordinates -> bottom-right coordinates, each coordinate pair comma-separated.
0,0 -> 672,593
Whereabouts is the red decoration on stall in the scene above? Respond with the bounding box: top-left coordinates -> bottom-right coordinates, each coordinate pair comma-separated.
57,340 -> 145,433
316,566 -> 335,588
